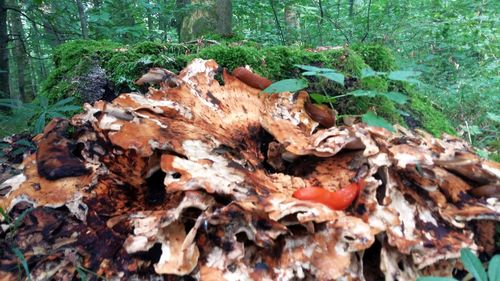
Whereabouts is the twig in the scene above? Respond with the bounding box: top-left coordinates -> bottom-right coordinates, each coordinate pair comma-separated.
361,0 -> 372,42
5,6 -> 78,36
269,0 -> 285,45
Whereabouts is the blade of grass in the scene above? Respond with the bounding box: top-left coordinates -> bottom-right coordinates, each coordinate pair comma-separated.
11,247 -> 31,281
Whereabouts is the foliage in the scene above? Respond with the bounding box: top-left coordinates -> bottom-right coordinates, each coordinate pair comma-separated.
417,248 -> 499,281
0,96 -> 80,136
1,206 -> 34,280
39,40 -> 457,139
262,63 -> 425,131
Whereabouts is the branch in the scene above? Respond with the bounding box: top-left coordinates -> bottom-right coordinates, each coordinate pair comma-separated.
323,14 -> 350,43
361,0 -> 372,42
5,6 -> 80,37
269,0 -> 285,45
318,0 -> 324,44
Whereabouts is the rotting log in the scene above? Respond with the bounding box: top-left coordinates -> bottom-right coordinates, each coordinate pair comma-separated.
0,59 -> 499,280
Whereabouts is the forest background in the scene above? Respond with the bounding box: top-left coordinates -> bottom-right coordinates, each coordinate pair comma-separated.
0,0 -> 498,159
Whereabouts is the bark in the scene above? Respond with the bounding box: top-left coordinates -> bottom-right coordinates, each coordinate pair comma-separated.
9,0 -> 33,101
349,0 -> 354,18
75,0 -> 89,39
215,0 -> 231,35
29,20 -> 47,80
145,0 -> 153,39
284,1 -> 299,44
176,0 -> 232,42
269,0 -> 285,44
318,0 -> 324,45
158,0 -> 169,40
0,0 -> 9,100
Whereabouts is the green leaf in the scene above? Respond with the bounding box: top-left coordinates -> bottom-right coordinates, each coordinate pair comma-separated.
12,208 -> 34,230
11,247 -> 31,281
388,70 -> 421,84
295,65 -> 338,73
310,93 -> 336,104
486,112 -> 500,123
0,207 -> 10,222
39,96 -> 49,109
416,277 -> 458,281
15,139 -> 34,148
382,92 -> 408,104
319,72 -> 344,86
54,105 -> 81,112
11,148 -> 25,156
396,109 -> 410,117
351,90 -> 378,97
47,112 -> 66,119
52,97 -> 76,107
76,267 -> 88,281
262,79 -> 308,93
460,248 -> 487,281
0,98 -> 22,109
488,255 -> 500,281
302,71 -> 319,76
360,68 -> 385,78
34,113 -> 46,134
362,111 -> 395,132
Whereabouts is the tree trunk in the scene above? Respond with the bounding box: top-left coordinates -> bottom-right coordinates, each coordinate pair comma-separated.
215,0 -> 231,35
176,0 -> 232,42
9,0 -> 33,102
349,0 -> 354,18
0,0 -> 9,101
29,20 -> 47,81
75,0 -> 89,39
284,1 -> 299,44
145,0 -> 153,39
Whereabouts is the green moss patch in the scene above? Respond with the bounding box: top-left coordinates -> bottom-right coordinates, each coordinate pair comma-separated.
40,39 -> 455,137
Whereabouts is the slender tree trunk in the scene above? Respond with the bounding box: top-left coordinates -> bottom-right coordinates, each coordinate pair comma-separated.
269,0 -> 285,44
349,0 -> 354,18
284,1 -> 299,44
215,0 -> 231,35
9,0 -> 33,101
145,0 -> 153,39
75,0 -> 89,39
0,0 -> 9,100
161,0 -> 168,40
318,0 -> 324,45
29,20 -> 46,80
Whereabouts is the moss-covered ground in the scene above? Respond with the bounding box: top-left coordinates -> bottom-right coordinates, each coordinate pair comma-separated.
40,40 -> 455,137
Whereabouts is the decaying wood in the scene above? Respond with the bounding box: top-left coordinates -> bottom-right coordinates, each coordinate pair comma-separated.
0,59 -> 499,280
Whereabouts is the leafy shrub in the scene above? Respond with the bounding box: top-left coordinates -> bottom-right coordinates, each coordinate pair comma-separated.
417,248 -> 499,281
0,96 -> 80,137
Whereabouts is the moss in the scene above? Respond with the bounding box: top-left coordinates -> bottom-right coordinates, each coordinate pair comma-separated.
41,40 -> 122,101
360,76 -> 389,92
41,40 -> 455,139
406,89 -> 456,136
351,44 -> 396,72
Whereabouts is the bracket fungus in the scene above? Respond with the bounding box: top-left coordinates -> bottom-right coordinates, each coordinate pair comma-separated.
0,59 -> 498,280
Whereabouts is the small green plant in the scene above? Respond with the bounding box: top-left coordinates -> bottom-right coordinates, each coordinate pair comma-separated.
0,139 -> 36,159
0,96 -> 80,137
1,206 -> 34,280
417,248 -> 500,281
261,65 -> 419,132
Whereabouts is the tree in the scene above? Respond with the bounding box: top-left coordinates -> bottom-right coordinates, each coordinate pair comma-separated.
0,0 -> 9,101
8,0 -> 34,101
75,0 -> 89,39
176,0 -> 232,42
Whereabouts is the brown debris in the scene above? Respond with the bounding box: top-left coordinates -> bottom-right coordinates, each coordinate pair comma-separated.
0,59 -> 499,280
35,118 -> 90,180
